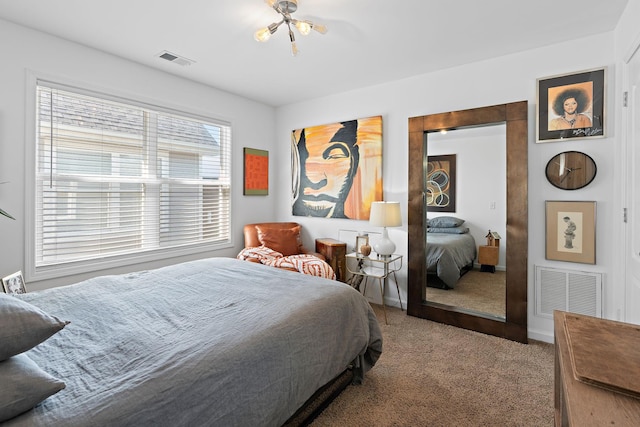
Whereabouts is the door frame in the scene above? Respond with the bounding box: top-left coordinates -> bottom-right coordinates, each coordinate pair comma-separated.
621,38 -> 640,323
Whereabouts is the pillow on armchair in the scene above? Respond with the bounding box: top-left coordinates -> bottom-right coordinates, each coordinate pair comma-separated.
242,222 -> 325,261
255,225 -> 302,256
239,222 -> 328,276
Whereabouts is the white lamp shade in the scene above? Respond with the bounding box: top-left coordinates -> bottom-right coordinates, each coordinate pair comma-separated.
369,202 -> 402,227
369,201 -> 401,256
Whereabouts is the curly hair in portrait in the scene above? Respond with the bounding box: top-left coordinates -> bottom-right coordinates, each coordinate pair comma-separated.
552,87 -> 590,116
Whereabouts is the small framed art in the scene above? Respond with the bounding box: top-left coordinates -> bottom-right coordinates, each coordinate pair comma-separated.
2,270 -> 27,294
545,201 -> 596,264
243,148 -> 269,196
536,67 -> 606,143
355,234 -> 371,256
426,154 -> 456,213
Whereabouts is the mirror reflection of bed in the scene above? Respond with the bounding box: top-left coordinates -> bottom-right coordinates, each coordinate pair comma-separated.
425,124 -> 506,319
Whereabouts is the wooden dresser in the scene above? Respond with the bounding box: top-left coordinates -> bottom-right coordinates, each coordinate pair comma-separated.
554,310 -> 640,426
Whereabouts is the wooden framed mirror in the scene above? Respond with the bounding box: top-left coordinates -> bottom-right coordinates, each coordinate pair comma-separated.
407,101 -> 528,343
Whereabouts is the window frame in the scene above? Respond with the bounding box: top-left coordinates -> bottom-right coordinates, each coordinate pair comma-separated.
25,73 -> 233,282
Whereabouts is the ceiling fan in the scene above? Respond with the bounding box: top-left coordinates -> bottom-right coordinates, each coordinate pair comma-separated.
254,0 -> 327,56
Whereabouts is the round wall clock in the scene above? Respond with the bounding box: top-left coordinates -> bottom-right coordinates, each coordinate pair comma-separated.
545,151 -> 597,190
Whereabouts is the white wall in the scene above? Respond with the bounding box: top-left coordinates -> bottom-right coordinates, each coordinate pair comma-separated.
0,19 -> 277,290
275,31 -> 621,343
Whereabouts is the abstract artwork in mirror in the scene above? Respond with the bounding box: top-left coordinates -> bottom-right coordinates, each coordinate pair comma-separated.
426,154 -> 456,213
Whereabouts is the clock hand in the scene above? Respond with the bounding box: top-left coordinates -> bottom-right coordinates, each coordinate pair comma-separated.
554,161 -> 571,172
559,169 -> 572,183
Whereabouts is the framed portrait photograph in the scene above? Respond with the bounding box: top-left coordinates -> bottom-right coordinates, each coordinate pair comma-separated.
536,67 -> 606,143
545,201 -> 596,264
426,154 -> 456,213
2,270 -> 27,294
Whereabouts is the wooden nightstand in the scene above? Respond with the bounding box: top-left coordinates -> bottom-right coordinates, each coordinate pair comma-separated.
479,230 -> 500,273
478,245 -> 499,273
315,238 -> 347,282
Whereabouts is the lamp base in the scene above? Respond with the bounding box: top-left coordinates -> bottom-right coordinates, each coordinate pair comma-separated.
373,227 -> 396,256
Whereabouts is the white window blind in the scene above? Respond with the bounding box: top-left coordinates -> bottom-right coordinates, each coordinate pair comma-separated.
34,82 -> 231,272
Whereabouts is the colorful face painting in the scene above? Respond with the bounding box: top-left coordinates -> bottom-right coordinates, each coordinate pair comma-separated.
291,116 -> 382,219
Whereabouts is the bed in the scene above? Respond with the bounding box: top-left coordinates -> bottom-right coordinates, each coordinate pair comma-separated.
1,257 -> 382,426
426,218 -> 477,289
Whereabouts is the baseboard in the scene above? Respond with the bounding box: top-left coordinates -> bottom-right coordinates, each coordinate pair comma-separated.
384,298 -> 403,309
528,328 -> 554,344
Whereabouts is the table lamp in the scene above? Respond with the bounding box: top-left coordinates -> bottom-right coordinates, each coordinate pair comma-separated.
369,201 -> 402,256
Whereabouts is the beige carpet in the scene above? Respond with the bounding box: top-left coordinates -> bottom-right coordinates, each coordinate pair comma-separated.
426,269 -> 506,318
311,305 -> 554,427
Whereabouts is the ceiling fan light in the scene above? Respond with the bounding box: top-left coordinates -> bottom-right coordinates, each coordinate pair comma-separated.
294,20 -> 311,35
254,22 -> 279,42
254,0 -> 322,53
312,22 -> 327,34
254,27 -> 272,42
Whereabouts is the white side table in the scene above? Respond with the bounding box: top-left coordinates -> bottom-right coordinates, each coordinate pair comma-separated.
346,253 -> 403,324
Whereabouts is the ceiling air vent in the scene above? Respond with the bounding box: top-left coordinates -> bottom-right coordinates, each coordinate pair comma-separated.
157,51 -> 195,67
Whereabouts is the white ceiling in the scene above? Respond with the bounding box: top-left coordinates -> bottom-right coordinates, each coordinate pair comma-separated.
0,0 -> 629,107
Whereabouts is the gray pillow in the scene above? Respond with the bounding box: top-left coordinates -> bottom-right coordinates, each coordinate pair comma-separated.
0,353 -> 65,422
427,226 -> 469,234
427,216 -> 465,228
0,294 -> 69,361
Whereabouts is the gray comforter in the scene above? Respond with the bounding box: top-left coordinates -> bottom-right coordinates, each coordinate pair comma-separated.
5,257 -> 382,426
426,233 -> 477,288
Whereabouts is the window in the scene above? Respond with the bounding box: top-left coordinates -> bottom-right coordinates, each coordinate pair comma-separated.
32,82 -> 231,278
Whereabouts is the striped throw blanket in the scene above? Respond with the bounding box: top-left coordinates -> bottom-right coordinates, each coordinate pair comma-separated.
237,246 -> 336,280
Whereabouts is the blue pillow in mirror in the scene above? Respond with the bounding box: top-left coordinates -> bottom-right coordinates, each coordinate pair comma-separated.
427,216 -> 465,228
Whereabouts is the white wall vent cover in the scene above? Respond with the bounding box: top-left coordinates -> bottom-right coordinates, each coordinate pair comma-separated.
535,265 -> 602,319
